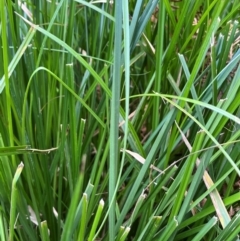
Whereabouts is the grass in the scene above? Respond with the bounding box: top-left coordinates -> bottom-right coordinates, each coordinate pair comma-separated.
0,0 -> 240,240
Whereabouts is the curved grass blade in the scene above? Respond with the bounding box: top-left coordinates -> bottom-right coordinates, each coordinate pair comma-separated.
159,95 -> 240,176
21,67 -> 105,140
74,0 -> 115,22
16,13 -> 112,97
0,28 -> 36,93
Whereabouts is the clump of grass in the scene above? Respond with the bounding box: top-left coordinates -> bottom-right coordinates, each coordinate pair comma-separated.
0,0 -> 240,240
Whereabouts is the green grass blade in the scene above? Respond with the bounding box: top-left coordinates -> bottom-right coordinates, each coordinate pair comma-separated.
9,162 -> 24,241
108,1 -> 122,239
88,199 -> 104,241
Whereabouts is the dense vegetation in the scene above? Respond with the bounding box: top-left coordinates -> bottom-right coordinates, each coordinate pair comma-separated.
0,0 -> 240,240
